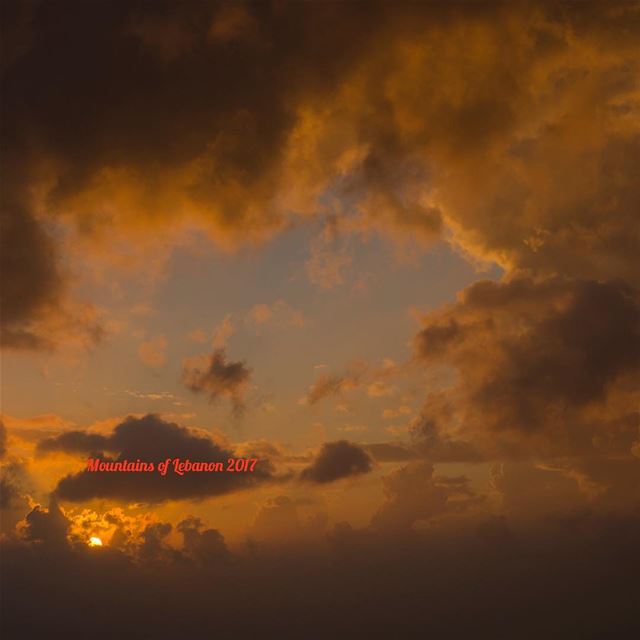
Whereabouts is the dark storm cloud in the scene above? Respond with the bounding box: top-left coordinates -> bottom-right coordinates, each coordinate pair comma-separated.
0,206 -> 61,350
0,0 -> 386,238
300,440 -> 373,484
414,277 -> 640,449
2,0 -> 639,350
411,276 -> 640,502
182,349 -> 252,414
0,0 -> 385,348
39,414 -> 276,502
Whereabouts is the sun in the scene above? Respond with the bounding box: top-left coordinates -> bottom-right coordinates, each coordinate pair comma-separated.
89,536 -> 103,547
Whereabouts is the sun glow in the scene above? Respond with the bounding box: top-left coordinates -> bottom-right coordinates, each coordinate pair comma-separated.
89,536 -> 103,547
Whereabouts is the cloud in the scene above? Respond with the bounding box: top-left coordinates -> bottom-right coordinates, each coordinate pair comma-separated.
245,300 -> 306,331
182,349 -> 252,414
0,420 -> 7,458
411,275 -> 640,503
304,361 -> 367,405
0,207 -> 105,351
300,440 -> 373,484
0,201 -> 104,352
371,462 -> 479,533
305,221 -> 353,289
1,413 -> 76,433
186,328 -> 208,343
3,1 -> 638,354
248,495 -> 328,545
19,499 -> 70,548
2,2 -> 640,634
0,206 -> 62,349
36,430 -> 109,456
366,381 -> 395,398
0,420 -> 33,525
382,406 -> 412,419
38,414 -> 276,503
177,516 -> 230,566
414,276 -> 640,455
364,442 -> 422,463
246,304 -> 272,326
211,315 -> 235,349
137,335 -> 167,368
0,459 -> 30,514
304,357 -> 404,405
5,497 -> 640,639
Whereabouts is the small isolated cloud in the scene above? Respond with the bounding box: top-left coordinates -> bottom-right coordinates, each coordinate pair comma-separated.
247,304 -> 272,326
304,357 -> 403,405
183,349 -> 252,414
366,381 -> 395,398
300,440 -> 373,484
304,361 -> 367,405
137,335 -> 167,368
211,315 -> 235,349
246,300 -> 306,332
124,390 -> 177,402
382,406 -> 412,419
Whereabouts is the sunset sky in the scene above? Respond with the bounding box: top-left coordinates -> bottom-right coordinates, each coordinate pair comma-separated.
1,1 -> 639,637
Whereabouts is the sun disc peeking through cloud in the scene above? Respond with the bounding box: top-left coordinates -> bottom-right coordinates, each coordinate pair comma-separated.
89,537 -> 103,547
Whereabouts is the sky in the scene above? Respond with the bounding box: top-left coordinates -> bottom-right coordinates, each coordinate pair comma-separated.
1,1 -> 639,637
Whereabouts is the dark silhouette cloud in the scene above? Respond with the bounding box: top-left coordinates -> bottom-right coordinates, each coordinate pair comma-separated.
39,414 -> 276,502
37,430 -> 109,456
177,516 -> 230,566
20,499 -> 69,548
300,440 -> 373,484
2,506 -> 640,639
